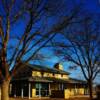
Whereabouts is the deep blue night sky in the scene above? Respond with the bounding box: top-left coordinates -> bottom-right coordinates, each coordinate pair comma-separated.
36,0 -> 100,83
0,0 -> 100,83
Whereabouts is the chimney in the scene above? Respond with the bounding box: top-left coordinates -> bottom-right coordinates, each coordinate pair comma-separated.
54,63 -> 63,70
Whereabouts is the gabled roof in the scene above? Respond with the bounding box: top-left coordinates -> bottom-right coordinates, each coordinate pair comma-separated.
24,63 -> 70,75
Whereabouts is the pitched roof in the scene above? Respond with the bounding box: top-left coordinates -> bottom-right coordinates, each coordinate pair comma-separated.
13,63 -> 69,79
24,63 -> 70,75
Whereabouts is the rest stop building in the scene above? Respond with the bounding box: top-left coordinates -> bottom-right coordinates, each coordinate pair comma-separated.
9,63 -> 89,99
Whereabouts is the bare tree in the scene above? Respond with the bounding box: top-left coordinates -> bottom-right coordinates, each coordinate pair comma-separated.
0,0 -> 82,100
51,16 -> 100,99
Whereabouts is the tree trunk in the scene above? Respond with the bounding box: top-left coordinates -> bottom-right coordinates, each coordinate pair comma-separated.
88,79 -> 93,100
1,80 -> 10,100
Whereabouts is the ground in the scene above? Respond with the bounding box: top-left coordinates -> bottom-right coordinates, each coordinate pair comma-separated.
9,96 -> 92,100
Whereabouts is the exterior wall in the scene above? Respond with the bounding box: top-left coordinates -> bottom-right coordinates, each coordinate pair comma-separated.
43,72 -> 53,77
70,89 -> 75,96
62,75 -> 69,79
64,83 -> 87,99
32,71 -> 69,79
32,89 -> 36,97
32,71 -> 42,77
79,88 -> 84,95
64,89 -> 70,99
54,74 -> 62,78
31,83 -> 36,97
64,88 -> 85,99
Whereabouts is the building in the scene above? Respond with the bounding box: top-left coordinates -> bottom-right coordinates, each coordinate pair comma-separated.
10,63 -> 88,99
96,85 -> 100,99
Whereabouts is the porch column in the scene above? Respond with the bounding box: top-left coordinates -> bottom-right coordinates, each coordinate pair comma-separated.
84,84 -> 86,95
28,83 -> 31,99
9,84 -> 12,95
75,84 -> 77,95
62,83 -> 64,90
39,83 -> 41,98
14,85 -> 16,97
49,83 -> 51,95
59,84 -> 61,90
21,88 -> 23,98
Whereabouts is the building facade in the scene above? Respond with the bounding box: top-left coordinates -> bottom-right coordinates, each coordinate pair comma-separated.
10,63 -> 88,99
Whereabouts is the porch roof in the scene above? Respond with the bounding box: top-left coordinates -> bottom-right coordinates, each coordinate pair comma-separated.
12,76 -> 87,84
68,78 -> 87,84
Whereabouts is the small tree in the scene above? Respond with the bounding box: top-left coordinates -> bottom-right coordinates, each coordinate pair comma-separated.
52,16 -> 100,99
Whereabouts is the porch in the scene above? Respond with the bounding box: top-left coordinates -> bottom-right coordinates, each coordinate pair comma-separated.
10,77 -> 88,99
